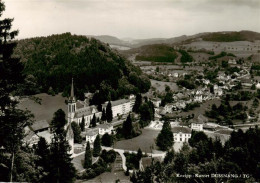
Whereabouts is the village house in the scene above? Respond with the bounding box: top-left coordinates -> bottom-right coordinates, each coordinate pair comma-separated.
98,123 -> 113,135
171,126 -> 192,142
85,130 -> 98,143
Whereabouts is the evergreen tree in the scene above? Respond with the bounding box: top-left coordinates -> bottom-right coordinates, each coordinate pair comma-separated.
0,2 -> 33,181
122,114 -> 134,139
93,135 -> 101,157
48,110 -> 76,183
101,133 -> 113,147
91,114 -> 97,127
84,142 -> 92,168
106,101 -> 113,122
133,93 -> 142,113
80,116 -> 85,131
137,148 -> 142,161
101,108 -> 106,121
49,132 -> 76,183
35,137 -> 50,182
156,121 -> 173,151
71,122 -> 82,143
51,109 -> 67,134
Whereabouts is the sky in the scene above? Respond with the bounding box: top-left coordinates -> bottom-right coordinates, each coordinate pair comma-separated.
2,0 -> 260,39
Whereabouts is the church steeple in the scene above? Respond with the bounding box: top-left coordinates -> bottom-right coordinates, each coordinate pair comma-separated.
69,78 -> 76,102
68,78 -> 76,124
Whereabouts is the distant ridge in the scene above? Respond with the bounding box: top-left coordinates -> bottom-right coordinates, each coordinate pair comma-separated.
88,31 -> 260,49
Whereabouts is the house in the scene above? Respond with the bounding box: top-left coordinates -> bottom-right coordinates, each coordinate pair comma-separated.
171,126 -> 192,142
191,121 -> 203,131
228,59 -> 237,65
152,98 -> 162,108
31,120 -> 50,133
98,124 -> 113,135
85,130 -> 98,143
241,78 -> 252,88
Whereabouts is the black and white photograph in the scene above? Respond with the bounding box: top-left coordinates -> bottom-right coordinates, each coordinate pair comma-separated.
0,0 -> 260,182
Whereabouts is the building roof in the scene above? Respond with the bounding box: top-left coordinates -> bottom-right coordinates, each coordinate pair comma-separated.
74,105 -> 98,118
31,120 -> 49,132
37,130 -> 52,144
171,126 -> 192,134
86,130 -> 98,137
102,98 -> 130,108
76,101 -> 85,109
98,123 -> 113,130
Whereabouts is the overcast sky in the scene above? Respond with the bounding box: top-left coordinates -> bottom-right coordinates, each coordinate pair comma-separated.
2,0 -> 260,39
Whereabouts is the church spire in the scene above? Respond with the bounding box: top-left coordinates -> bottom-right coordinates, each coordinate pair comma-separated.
69,78 -> 75,102
71,78 -> 74,98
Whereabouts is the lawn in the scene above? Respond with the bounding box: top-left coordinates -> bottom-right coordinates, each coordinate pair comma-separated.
18,93 -> 67,123
114,128 -> 160,153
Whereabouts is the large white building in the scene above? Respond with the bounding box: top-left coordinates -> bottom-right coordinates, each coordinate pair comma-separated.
171,126 -> 192,142
102,96 -> 135,118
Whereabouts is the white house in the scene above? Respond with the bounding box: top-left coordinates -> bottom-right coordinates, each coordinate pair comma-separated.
98,124 -> 113,135
191,122 -> 203,131
85,130 -> 98,143
171,127 -> 192,142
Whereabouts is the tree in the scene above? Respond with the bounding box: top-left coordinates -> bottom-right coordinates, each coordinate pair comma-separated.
34,137 -> 51,182
0,2 -> 33,181
49,132 -> 76,183
93,135 -> 101,157
101,133 -> 113,147
133,93 -> 142,113
71,122 -> 82,143
156,121 -> 173,151
106,101 -> 113,122
84,142 -> 92,168
90,114 -> 97,127
101,108 -> 106,121
122,114 -> 134,139
80,116 -> 85,131
51,109 -> 67,134
137,148 -> 142,161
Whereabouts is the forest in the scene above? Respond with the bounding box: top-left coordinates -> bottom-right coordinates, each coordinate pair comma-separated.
14,33 -> 151,103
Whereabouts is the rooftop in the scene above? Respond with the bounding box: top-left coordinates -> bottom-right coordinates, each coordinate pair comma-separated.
171,126 -> 192,134
102,98 -> 131,108
86,130 -> 98,137
98,123 -> 113,129
31,120 -> 49,132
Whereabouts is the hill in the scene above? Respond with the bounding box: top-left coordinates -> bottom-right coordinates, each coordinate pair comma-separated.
14,33 -> 150,104
91,31 -> 260,50
129,44 -> 178,63
201,31 -> 260,42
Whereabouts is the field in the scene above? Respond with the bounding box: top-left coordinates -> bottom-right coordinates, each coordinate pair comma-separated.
150,79 -> 179,93
114,128 -> 160,153
18,93 -> 67,123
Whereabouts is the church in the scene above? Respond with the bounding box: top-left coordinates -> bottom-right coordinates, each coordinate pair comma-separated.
67,79 -> 135,129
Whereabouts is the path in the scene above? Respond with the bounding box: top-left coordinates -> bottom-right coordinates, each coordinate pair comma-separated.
72,146 -> 166,172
